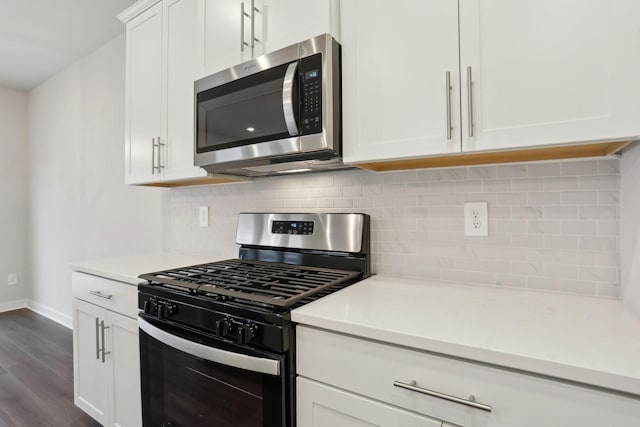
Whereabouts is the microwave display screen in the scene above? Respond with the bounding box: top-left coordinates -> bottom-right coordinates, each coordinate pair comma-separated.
305,70 -> 318,80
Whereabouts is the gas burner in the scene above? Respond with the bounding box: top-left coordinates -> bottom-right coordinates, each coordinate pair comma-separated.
140,259 -> 360,307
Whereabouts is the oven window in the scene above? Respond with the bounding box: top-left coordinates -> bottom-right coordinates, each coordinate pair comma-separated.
139,323 -> 286,427
196,61 -> 297,153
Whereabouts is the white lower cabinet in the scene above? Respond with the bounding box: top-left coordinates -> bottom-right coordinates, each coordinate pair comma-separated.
298,377 -> 444,427
73,273 -> 141,427
74,299 -> 109,424
296,326 -> 640,427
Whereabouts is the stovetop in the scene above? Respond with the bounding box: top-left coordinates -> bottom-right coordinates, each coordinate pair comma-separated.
139,258 -> 361,308
137,213 -> 370,351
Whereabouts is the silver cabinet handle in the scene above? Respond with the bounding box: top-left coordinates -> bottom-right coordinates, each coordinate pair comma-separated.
89,290 -> 113,300
467,66 -> 474,137
156,136 -> 165,171
250,0 -> 260,54
95,317 -> 100,359
152,137 -> 164,174
393,380 -> 492,412
446,71 -> 452,140
240,2 -> 250,52
151,137 -> 156,174
100,320 -> 111,363
282,62 -> 299,136
139,316 -> 281,375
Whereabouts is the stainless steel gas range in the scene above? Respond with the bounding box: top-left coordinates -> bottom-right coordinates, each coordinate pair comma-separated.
137,213 -> 370,427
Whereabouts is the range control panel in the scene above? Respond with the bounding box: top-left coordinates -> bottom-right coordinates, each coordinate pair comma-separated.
299,53 -> 323,135
272,220 -> 315,235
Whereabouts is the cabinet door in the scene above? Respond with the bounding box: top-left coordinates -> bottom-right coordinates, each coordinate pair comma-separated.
196,0 -> 251,78
125,2 -> 164,184
459,0 -> 640,152
163,0 -> 206,182
73,299 -> 108,425
341,0 -> 461,165
297,377 -> 443,427
260,0 -> 338,55
108,312 -> 142,427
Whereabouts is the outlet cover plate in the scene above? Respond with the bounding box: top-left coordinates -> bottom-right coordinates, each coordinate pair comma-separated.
199,206 -> 209,227
7,273 -> 18,286
464,202 -> 488,237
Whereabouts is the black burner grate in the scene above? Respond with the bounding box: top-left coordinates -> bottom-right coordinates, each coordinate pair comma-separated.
139,259 -> 360,307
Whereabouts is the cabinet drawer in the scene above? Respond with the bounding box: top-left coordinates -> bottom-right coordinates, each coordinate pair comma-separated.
297,326 -> 640,427
297,377 -> 443,427
72,272 -> 138,318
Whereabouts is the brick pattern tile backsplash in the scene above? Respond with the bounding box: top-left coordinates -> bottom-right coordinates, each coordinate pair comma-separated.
165,158 -> 620,299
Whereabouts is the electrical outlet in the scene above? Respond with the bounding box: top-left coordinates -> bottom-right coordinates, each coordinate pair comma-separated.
464,202 -> 488,237
7,273 -> 18,286
199,206 -> 209,227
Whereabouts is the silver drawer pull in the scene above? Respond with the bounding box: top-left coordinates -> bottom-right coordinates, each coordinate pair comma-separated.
89,290 -> 113,300
393,380 -> 492,412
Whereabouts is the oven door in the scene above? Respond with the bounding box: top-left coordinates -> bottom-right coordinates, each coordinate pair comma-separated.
138,315 -> 286,427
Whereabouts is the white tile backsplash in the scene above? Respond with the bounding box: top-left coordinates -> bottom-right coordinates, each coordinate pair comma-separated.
164,158 -> 621,299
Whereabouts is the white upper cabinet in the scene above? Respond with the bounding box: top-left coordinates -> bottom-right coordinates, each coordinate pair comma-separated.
124,2 -> 163,184
162,0 -> 205,181
260,0 -> 340,54
342,0 -> 462,164
460,0 -> 640,152
343,0 -> 640,167
196,0 -> 252,78
196,0 -> 339,79
122,0 -> 225,186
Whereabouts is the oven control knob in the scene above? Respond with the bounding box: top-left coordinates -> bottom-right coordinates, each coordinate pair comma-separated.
235,323 -> 257,344
143,300 -> 157,315
215,318 -> 231,338
157,304 -> 169,320
156,302 -> 177,320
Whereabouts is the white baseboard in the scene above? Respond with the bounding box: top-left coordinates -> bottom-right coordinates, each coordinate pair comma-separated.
0,299 -> 28,313
27,300 -> 72,329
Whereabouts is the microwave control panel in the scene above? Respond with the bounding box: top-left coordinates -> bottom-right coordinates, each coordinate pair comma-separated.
299,53 -> 322,135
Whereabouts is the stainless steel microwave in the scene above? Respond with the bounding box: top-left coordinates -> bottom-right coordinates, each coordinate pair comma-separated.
194,34 -> 347,177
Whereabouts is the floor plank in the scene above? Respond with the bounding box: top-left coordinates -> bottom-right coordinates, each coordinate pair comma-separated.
0,309 -> 102,427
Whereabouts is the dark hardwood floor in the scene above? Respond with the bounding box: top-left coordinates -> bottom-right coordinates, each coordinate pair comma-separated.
0,308 -> 101,427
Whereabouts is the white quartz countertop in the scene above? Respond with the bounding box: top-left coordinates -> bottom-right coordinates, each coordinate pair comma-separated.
69,253 -> 216,285
292,275 -> 640,396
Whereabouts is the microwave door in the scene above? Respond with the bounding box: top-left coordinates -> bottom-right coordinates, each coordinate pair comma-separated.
196,61 -> 299,156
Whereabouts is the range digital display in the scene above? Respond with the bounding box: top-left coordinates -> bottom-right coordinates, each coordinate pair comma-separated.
272,221 -> 314,235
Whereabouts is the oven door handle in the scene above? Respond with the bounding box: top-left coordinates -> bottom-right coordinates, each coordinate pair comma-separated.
282,61 -> 299,136
138,317 -> 281,376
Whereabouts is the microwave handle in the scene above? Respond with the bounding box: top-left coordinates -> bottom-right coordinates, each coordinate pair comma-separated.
282,62 -> 299,136
138,316 -> 281,376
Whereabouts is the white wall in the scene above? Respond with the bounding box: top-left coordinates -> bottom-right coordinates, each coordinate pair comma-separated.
621,144 -> 640,314
165,158 -> 621,299
27,34 -> 164,325
0,87 -> 28,310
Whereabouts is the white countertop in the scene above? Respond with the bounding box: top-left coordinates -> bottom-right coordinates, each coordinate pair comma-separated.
69,253 -> 215,285
292,275 -> 640,396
